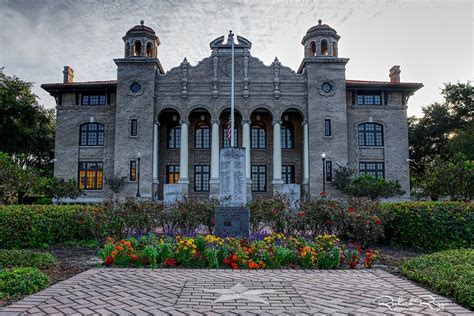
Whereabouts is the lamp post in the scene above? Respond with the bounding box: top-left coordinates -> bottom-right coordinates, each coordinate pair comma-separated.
321,152 -> 326,193
136,152 -> 141,198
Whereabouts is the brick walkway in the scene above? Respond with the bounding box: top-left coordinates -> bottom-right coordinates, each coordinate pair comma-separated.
1,269 -> 471,315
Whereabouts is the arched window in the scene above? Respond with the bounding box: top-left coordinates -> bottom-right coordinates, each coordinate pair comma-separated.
80,123 -> 104,146
332,41 -> 338,57
223,122 -> 238,147
281,122 -> 294,149
310,41 -> 316,56
168,124 -> 181,149
134,40 -> 142,56
146,42 -> 153,57
195,121 -> 210,149
251,122 -> 266,149
321,40 -> 328,56
125,42 -> 130,57
358,123 -> 383,146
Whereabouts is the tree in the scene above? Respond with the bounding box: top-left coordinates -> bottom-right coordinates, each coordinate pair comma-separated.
409,81 -> 473,176
420,154 -> 473,201
0,68 -> 55,174
107,175 -> 127,199
332,164 -> 356,191
42,178 -> 83,204
0,151 -> 39,204
344,175 -> 405,200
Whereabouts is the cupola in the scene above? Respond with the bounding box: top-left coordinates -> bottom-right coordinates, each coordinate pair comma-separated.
123,20 -> 160,58
302,19 -> 340,58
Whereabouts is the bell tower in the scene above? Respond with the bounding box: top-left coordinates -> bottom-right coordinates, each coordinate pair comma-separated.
113,21 -> 164,199
123,20 -> 160,59
299,20 -> 349,196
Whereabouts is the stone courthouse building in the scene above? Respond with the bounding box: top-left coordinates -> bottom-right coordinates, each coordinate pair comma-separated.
42,20 -> 422,202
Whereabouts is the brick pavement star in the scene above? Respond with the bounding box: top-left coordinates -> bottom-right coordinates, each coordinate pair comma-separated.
203,282 -> 276,304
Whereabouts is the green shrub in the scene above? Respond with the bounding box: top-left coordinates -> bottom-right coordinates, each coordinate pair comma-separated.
401,249 -> 474,309
0,267 -> 50,299
0,250 -> 58,269
345,175 -> 404,200
0,204 -> 100,249
381,202 -> 473,250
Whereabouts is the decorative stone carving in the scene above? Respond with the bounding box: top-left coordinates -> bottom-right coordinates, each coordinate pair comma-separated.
212,51 -> 219,98
273,57 -> 281,99
181,58 -> 188,98
127,79 -> 145,97
243,49 -> 249,98
317,79 -> 337,97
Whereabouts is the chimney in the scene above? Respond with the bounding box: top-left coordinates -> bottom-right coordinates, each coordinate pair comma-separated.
63,66 -> 74,84
389,65 -> 400,83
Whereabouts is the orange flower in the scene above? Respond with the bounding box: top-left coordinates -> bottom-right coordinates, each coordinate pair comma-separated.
130,254 -> 138,261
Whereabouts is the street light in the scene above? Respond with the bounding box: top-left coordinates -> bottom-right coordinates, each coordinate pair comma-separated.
136,152 -> 142,198
321,152 -> 326,193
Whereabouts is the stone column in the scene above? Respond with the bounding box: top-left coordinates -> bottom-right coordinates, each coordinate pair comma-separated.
242,120 -> 252,201
152,121 -> 159,200
303,121 -> 309,184
272,120 -> 283,192
178,121 -> 189,194
210,119 -> 220,198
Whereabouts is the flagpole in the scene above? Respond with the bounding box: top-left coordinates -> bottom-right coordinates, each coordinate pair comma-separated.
230,30 -> 235,148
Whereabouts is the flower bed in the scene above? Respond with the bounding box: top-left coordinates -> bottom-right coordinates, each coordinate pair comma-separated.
98,233 -> 379,269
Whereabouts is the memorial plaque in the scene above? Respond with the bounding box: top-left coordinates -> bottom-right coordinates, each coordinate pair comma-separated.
219,147 -> 246,206
282,184 -> 301,209
163,184 -> 182,203
214,207 -> 250,237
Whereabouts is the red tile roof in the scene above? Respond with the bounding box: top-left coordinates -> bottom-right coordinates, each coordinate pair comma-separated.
41,80 -> 117,91
346,79 -> 423,90
41,79 -> 423,92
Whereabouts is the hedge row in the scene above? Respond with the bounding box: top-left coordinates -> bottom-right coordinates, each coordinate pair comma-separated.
0,267 -> 50,299
0,201 -> 472,250
0,249 -> 58,269
402,249 -> 474,309
380,202 -> 473,251
0,205 -> 100,249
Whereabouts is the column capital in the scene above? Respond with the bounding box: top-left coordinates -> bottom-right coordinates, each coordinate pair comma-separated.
272,119 -> 282,126
211,119 -> 220,125
301,120 -> 308,126
179,120 -> 189,126
242,119 -> 251,125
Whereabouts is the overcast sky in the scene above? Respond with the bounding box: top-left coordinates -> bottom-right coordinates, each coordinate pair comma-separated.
0,0 -> 472,117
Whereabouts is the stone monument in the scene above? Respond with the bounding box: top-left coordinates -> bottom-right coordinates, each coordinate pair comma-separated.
215,147 -> 250,237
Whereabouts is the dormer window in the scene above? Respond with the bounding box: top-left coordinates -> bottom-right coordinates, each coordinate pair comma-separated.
82,94 -> 106,106
321,40 -> 328,55
357,92 -> 382,105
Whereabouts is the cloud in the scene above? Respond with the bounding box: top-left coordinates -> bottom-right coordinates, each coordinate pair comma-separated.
0,0 -> 471,116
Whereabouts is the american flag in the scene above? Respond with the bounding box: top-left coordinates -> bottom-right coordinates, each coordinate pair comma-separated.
225,118 -> 232,140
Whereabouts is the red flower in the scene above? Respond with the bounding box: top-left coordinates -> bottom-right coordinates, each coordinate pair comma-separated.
231,263 -> 238,269
320,191 -> 327,196
374,219 -> 381,225
348,207 -> 355,213
164,258 -> 176,267
104,256 -> 113,266
349,261 -> 357,269
298,211 -> 305,217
